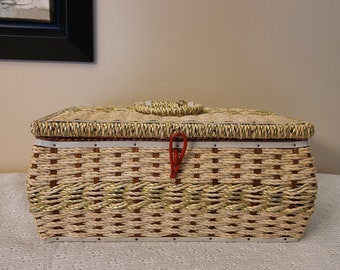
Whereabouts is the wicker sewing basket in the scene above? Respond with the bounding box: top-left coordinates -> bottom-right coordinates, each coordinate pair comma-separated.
27,101 -> 317,242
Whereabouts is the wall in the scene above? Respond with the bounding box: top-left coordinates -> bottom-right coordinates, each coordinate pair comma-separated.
0,0 -> 339,173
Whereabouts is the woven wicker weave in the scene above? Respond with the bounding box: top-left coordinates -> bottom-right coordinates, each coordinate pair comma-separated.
31,104 -> 314,140
27,102 -> 317,240
134,100 -> 204,116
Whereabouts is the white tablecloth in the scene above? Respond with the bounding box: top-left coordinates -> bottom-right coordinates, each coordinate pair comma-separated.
0,173 -> 339,270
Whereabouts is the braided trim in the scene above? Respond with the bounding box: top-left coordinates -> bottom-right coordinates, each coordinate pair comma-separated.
134,101 -> 204,116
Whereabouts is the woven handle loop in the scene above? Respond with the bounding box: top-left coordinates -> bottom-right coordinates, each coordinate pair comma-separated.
134,100 -> 204,116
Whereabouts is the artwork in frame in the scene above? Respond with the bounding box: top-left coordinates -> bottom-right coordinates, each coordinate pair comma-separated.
0,0 -> 55,23
0,0 -> 94,62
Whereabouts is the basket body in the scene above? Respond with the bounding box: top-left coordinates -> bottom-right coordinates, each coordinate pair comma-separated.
27,104 -> 317,241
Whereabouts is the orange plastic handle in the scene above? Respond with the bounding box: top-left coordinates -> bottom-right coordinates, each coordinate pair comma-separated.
169,132 -> 188,178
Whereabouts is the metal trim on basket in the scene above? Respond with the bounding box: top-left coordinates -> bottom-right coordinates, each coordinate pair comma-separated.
34,139 -> 310,149
45,237 -> 298,243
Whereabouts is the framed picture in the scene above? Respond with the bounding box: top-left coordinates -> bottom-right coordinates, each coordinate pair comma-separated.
0,0 -> 94,62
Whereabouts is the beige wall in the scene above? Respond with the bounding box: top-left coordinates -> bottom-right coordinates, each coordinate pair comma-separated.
1,0 -> 339,173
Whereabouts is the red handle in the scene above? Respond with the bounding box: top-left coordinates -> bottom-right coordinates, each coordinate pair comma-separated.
169,132 -> 188,178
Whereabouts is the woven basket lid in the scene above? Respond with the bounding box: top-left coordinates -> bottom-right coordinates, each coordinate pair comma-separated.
31,101 -> 314,140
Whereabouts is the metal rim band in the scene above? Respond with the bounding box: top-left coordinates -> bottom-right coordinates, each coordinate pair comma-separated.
34,139 -> 310,149
45,237 -> 298,243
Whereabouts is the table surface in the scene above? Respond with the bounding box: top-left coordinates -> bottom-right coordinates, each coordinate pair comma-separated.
0,173 -> 339,270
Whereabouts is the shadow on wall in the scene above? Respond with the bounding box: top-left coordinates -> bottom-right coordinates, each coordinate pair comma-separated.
312,140 -> 340,174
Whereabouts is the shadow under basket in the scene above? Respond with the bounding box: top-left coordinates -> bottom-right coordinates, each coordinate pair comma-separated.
27,102 -> 317,242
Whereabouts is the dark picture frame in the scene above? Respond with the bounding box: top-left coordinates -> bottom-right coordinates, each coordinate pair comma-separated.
0,0 -> 94,62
